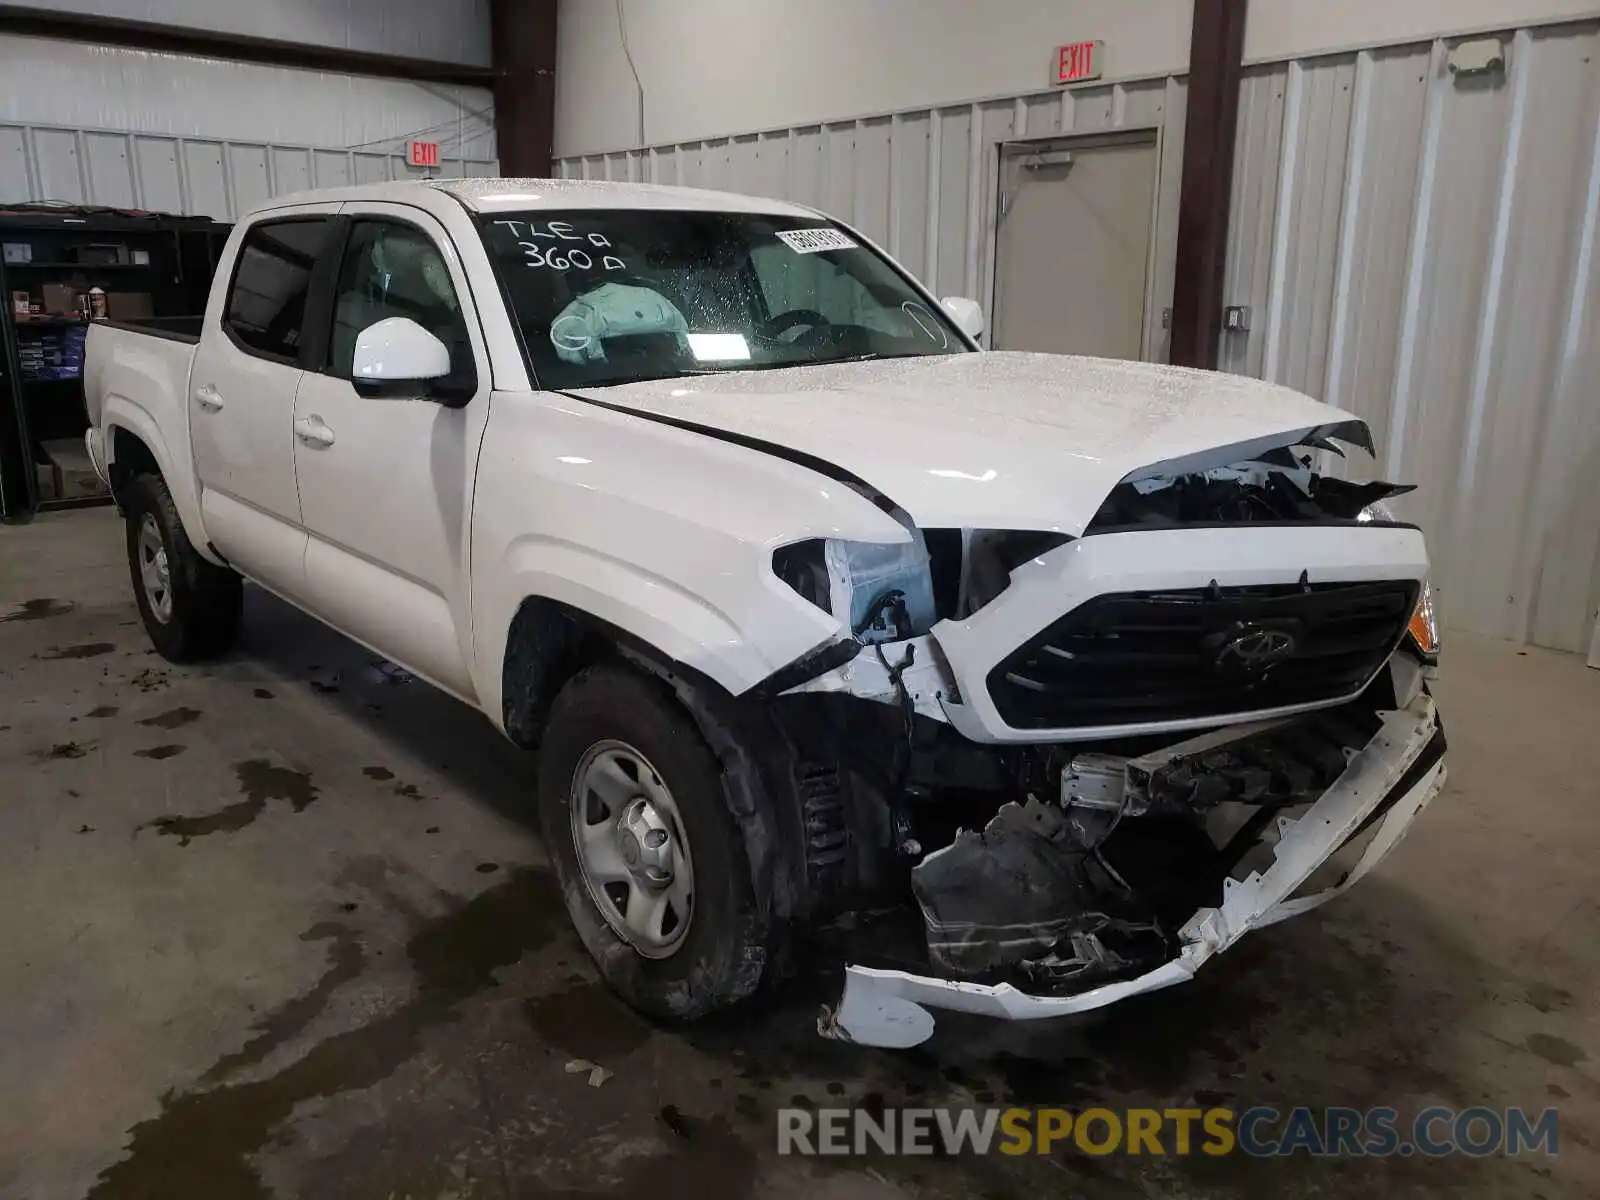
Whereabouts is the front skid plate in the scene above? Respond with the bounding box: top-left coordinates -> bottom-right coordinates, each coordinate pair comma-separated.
827,693 -> 1444,1049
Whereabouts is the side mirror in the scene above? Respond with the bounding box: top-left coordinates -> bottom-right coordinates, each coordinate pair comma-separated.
940,296 -> 985,341
351,317 -> 450,398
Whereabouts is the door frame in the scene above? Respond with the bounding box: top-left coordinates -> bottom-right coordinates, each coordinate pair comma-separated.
985,126 -> 1166,361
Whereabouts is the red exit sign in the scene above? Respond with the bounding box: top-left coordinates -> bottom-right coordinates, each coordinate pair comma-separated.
408,140 -> 441,168
1054,40 -> 1105,85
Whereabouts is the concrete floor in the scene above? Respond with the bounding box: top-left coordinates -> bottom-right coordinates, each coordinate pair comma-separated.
1,506 -> 1597,1200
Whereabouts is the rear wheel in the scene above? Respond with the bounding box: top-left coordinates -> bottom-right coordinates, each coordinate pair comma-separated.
124,473 -> 242,662
537,664 -> 768,1020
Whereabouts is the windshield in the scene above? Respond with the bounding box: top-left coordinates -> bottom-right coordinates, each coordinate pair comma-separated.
478,209 -> 968,389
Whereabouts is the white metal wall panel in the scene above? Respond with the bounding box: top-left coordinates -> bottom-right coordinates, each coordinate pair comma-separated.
0,0 -> 491,67
183,141 -> 229,218
1226,20 -> 1600,653
558,77 -> 1189,351
88,131 -> 140,208
0,33 -> 497,219
0,128 -> 28,204
0,37 -> 496,157
0,121 -> 497,220
132,137 -> 183,214
33,129 -> 85,206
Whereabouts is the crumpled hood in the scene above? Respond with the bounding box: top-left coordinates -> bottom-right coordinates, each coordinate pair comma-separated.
568,352 -> 1368,534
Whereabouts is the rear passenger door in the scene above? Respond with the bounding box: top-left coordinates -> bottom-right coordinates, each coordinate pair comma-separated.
189,208 -> 339,594
290,205 -> 491,701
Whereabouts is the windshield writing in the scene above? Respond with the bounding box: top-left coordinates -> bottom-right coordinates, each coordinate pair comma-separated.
479,209 -> 966,389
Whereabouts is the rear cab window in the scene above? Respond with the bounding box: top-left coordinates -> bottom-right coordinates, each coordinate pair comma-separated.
223,217 -> 336,364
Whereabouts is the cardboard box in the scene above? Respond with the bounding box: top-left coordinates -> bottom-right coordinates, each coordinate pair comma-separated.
42,283 -> 78,316
11,290 -> 30,316
106,292 -> 153,321
3,242 -> 32,264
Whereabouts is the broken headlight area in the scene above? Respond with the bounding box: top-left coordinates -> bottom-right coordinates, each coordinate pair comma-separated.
772,528 -> 1073,641
896,684 -> 1404,997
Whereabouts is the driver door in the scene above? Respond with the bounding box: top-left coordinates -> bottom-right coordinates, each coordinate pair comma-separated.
290,204 -> 491,701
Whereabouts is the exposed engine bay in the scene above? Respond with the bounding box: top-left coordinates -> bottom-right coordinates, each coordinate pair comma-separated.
908,692 -> 1395,990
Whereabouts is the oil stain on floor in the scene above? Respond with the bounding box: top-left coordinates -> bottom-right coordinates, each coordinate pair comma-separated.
89,867 -> 560,1199
140,759 -> 320,845
524,980 -> 652,1063
137,706 -> 203,730
2,597 -> 75,621
39,642 -> 117,660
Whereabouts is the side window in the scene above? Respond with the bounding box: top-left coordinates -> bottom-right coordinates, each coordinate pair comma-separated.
327,220 -> 473,385
224,218 -> 333,362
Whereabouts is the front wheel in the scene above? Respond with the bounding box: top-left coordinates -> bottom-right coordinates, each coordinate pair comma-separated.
124,472 -> 242,662
537,664 -> 769,1020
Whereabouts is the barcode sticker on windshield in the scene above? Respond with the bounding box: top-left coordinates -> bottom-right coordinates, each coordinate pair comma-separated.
775,228 -> 858,254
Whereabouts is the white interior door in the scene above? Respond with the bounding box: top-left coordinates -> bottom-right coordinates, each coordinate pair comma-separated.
991,131 -> 1159,361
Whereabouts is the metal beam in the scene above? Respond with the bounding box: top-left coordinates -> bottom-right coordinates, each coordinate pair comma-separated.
0,5 -> 496,87
490,0 -> 558,177
1169,0 -> 1248,369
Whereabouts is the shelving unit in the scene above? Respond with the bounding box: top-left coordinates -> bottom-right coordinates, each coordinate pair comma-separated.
0,208 -> 230,521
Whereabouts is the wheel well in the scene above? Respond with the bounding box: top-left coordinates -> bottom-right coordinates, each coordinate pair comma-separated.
502,597 -> 829,928
500,598 -> 613,750
108,425 -> 161,503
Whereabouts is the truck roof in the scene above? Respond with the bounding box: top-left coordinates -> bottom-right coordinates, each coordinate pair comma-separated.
256,177 -> 823,219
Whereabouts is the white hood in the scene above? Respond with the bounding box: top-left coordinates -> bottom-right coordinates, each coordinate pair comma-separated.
569,352 -> 1368,534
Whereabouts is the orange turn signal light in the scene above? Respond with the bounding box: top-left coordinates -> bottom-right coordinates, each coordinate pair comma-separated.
1407,584 -> 1439,657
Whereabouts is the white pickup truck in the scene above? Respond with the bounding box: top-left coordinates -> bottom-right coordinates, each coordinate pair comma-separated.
84,178 -> 1446,1048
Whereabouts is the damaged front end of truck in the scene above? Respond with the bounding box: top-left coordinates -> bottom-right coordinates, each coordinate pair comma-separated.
747,421 -> 1447,1049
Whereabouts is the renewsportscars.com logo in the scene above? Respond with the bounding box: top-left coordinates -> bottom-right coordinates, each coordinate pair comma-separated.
777,1105 -> 1560,1159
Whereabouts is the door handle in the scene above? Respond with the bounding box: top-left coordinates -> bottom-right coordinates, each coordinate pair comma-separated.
194,384 -> 224,412
293,415 -> 336,448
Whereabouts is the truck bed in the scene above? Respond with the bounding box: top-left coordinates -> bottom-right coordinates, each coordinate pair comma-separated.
83,318 -> 206,550
83,320 -> 198,432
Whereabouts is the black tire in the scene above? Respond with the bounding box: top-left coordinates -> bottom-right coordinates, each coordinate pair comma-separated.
537,663 -> 769,1020
124,472 -> 242,662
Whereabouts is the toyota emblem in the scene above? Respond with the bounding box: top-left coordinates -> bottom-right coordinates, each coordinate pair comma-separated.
1214,626 -> 1298,673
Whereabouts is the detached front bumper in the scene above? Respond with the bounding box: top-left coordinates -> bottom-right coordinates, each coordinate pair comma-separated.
829,691 -> 1446,1048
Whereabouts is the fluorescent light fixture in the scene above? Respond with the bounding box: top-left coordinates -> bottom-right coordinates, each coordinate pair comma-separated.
687,333 -> 751,362
557,455 -> 592,465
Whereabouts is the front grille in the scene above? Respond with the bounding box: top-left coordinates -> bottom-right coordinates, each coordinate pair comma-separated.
987,580 -> 1419,729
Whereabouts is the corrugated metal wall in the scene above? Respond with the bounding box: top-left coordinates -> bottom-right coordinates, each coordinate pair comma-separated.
0,120 -> 499,221
554,18 -> 1600,655
0,0 -> 491,66
0,36 -> 498,220
556,78 -> 1189,362
1224,21 -> 1600,654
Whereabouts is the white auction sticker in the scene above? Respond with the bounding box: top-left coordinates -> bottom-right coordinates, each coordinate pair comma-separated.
775,228 -> 858,254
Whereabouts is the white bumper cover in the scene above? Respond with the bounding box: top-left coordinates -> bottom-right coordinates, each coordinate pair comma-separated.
830,691 -> 1445,1048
